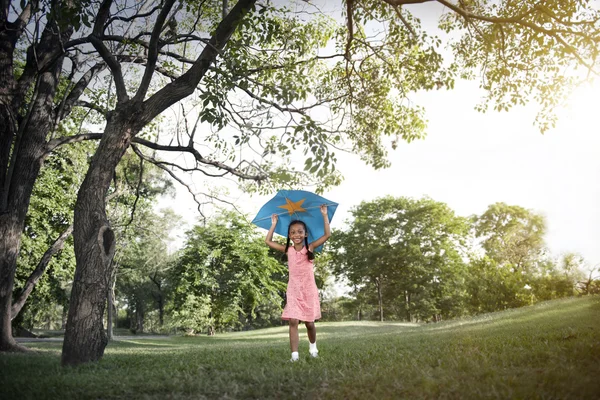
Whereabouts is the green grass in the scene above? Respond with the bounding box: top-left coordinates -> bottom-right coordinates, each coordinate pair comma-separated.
2,296 -> 600,399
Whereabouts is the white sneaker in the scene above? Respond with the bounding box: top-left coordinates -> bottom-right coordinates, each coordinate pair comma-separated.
309,350 -> 318,358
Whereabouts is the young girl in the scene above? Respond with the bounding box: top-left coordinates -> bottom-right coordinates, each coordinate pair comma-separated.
265,205 -> 330,362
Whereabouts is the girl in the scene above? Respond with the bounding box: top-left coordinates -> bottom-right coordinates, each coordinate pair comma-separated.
265,205 -> 330,362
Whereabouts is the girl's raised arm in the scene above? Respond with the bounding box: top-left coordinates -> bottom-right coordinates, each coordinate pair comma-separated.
265,214 -> 286,252
309,205 -> 331,251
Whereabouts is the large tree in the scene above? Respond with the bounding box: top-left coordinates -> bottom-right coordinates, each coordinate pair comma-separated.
473,202 -> 547,273
468,203 -> 549,311
330,196 -> 470,322
1,0 -> 598,362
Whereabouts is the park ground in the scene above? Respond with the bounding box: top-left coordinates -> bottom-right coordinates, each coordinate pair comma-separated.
1,296 -> 599,399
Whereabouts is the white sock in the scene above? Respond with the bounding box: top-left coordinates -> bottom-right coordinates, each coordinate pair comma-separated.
291,351 -> 299,361
309,342 -> 318,353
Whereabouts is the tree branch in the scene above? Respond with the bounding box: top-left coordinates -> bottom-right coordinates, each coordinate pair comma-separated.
126,154 -> 144,228
131,145 -> 205,218
46,131 -> 267,182
435,0 -> 599,74
75,100 -> 108,115
11,0 -> 38,38
45,132 -> 103,155
134,0 -> 177,102
90,0 -> 129,102
392,5 -> 418,42
381,0 -> 432,4
104,3 -> 162,28
58,62 -> 106,121
142,0 -> 258,125
116,54 -> 180,80
10,224 -> 74,319
132,137 -> 267,182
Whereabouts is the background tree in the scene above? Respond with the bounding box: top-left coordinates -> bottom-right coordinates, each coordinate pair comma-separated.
330,196 -> 470,322
577,264 -> 600,295
10,141 -> 92,333
171,211 -> 286,334
537,253 -> 586,299
473,202 -> 547,273
115,207 -> 179,335
468,203 -> 547,310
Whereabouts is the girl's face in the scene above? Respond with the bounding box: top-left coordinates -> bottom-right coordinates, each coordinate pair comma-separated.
288,223 -> 307,244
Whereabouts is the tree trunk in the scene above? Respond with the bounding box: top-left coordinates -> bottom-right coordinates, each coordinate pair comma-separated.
61,113 -> 137,366
0,216 -> 27,351
405,291 -> 411,321
61,304 -> 68,330
158,296 -> 164,327
0,61 -> 65,351
135,299 -> 145,334
150,276 -> 164,327
0,0 -> 76,349
107,265 -> 117,340
375,276 -> 383,322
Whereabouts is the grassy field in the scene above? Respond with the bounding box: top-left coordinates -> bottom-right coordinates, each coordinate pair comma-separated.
2,296 -> 599,399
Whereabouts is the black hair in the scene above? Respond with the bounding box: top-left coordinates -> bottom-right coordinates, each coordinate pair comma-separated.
281,220 -> 315,261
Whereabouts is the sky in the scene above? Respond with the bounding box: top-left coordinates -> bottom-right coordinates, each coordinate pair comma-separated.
158,1 -> 600,271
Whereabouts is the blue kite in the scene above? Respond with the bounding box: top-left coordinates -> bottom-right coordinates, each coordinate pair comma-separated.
251,190 -> 338,252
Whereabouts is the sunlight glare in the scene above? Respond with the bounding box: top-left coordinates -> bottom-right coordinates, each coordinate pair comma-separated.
562,81 -> 600,131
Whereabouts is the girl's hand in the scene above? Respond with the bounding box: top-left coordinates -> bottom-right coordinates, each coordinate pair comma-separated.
271,213 -> 278,226
320,204 -> 328,215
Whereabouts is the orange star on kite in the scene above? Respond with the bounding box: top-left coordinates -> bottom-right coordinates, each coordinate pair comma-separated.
278,198 -> 306,215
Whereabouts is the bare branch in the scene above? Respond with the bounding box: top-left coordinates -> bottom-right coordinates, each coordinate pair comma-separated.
131,145 -> 205,218
11,224 -> 74,319
58,62 -> 106,121
47,129 -> 267,182
11,0 -> 38,38
239,53 -> 346,75
45,132 -> 103,155
74,100 -> 108,115
90,0 -> 129,102
68,35 -> 199,65
346,0 -> 354,60
104,3 -> 162,28
92,0 -> 113,35
134,0 -> 177,102
132,137 -> 267,182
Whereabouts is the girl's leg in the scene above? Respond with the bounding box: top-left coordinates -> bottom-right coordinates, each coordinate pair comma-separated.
304,321 -> 316,344
289,319 -> 299,353
305,321 -> 318,357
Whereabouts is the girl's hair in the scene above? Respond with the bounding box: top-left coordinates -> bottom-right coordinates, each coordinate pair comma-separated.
282,220 -> 315,261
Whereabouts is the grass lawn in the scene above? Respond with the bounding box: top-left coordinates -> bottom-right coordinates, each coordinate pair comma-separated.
2,296 -> 599,399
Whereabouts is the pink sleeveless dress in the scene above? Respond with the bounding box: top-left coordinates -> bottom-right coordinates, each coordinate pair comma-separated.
281,246 -> 321,322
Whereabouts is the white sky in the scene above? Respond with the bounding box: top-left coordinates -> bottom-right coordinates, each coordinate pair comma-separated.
158,1 -> 600,270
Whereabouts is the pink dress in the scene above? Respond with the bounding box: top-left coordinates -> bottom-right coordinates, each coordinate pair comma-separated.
281,246 -> 321,322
